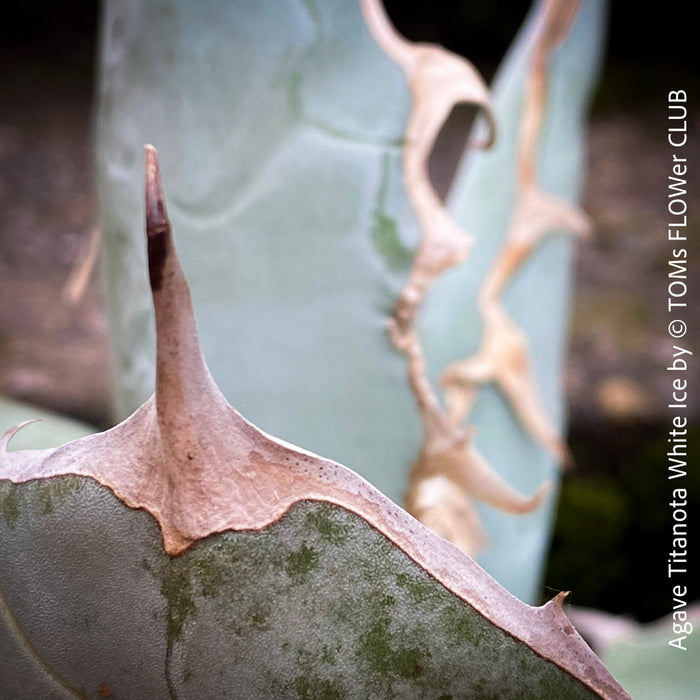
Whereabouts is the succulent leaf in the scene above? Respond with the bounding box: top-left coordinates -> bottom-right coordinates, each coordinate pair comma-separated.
0,148 -> 629,698
422,0 -> 606,600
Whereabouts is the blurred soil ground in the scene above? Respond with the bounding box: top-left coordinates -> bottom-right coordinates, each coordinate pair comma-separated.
0,53 -> 110,426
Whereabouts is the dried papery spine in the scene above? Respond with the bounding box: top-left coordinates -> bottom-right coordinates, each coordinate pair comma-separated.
441,303 -> 574,466
361,0 -> 551,557
405,434 -> 552,554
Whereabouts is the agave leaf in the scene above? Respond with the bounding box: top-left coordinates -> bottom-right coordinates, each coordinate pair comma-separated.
97,0 -> 421,508
0,398 -> 94,451
0,148 -> 629,698
358,0 -> 552,562
421,0 -> 606,601
570,607 -> 700,700
95,0 -> 526,530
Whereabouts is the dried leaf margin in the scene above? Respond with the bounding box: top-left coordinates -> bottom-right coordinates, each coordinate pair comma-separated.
441,0 -> 591,466
360,0 -> 555,556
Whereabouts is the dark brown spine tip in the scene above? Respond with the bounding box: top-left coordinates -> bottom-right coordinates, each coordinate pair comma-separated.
145,145 -> 171,292
145,145 -> 170,235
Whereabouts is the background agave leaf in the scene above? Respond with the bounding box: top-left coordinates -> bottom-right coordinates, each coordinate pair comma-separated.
96,0 -> 605,603
97,0 -> 419,502
422,0 -> 606,602
0,397 -> 94,450
569,606 -> 700,700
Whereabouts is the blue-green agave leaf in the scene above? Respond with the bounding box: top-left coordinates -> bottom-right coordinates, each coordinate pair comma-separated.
421,0 -> 606,602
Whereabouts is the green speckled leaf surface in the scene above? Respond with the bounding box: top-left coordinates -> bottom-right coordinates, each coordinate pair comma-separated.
0,477 -> 602,699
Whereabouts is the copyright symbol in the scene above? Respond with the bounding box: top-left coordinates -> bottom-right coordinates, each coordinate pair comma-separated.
669,319 -> 687,338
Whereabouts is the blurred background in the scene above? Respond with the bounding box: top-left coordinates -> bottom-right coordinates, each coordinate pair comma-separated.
0,0 -> 698,623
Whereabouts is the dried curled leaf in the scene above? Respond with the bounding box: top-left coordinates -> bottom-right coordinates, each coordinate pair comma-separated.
0,146 -> 629,698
